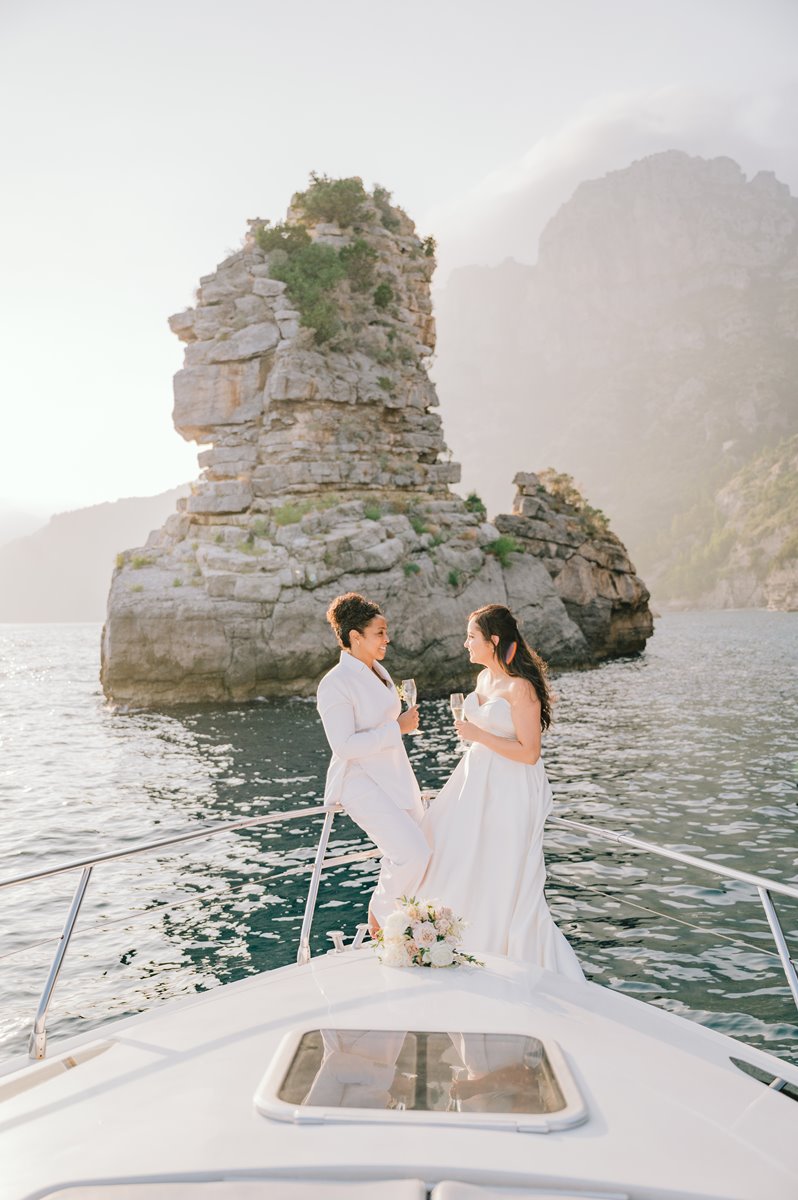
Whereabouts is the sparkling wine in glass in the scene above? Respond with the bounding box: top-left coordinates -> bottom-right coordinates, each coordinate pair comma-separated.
450,692 -> 465,749
401,678 -> 418,734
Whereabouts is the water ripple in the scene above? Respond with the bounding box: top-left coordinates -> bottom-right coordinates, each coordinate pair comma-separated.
1,612 -> 797,1065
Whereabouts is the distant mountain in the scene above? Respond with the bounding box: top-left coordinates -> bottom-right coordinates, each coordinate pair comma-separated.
0,487 -> 189,622
0,509 -> 46,549
433,150 -> 798,606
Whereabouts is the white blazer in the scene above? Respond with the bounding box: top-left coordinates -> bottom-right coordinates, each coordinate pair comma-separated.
317,651 -> 421,811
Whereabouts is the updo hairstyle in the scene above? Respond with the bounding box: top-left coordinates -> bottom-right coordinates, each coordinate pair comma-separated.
326,592 -> 383,649
470,603 -> 553,730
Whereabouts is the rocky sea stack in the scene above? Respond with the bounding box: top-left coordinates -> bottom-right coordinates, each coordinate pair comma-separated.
101,176 -> 652,705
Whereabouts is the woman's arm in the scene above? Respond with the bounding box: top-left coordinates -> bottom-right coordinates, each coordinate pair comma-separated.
318,681 -> 416,759
455,679 -> 542,765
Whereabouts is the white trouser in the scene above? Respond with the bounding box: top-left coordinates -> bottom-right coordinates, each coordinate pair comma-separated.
341,782 -> 430,926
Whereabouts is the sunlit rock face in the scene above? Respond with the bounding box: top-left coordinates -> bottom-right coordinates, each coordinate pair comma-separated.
101,179 -> 650,705
433,151 -> 798,606
497,473 -> 653,658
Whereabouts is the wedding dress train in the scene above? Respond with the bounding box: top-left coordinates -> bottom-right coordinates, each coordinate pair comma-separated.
418,690 -> 585,981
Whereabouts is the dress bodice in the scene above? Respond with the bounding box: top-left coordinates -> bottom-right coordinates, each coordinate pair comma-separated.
464,690 -> 516,738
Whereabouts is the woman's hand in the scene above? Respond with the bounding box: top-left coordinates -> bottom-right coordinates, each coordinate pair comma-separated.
455,718 -> 482,744
398,706 -> 419,735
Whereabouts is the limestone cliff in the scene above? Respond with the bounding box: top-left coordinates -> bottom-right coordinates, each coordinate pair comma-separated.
433,151 -> 798,605
652,435 -> 798,610
101,177 -> 651,705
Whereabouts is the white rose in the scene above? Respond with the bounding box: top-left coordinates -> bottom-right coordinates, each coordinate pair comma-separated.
380,941 -> 410,968
383,910 -> 410,939
429,942 -> 454,968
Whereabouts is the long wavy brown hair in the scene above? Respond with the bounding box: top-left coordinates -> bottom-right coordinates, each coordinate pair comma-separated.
470,603 -> 553,730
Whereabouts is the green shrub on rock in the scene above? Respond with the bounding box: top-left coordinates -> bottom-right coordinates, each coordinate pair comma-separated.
485,536 -> 521,567
273,502 -> 306,526
373,282 -> 394,310
255,222 -> 311,255
373,184 -> 401,231
256,230 -> 346,344
254,178 -> 410,350
339,238 -> 377,289
300,297 -> 341,344
297,173 -> 368,227
270,241 -> 345,308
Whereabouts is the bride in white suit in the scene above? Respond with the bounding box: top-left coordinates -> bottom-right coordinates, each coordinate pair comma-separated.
317,592 -> 430,934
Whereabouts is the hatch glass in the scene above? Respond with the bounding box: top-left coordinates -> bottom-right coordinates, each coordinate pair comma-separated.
276,1029 -> 567,1114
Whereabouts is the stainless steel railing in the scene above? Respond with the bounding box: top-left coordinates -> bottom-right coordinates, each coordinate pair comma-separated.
1,804 -> 373,1060
2,799 -> 797,1061
295,806 -> 798,1010
546,816 -> 798,1014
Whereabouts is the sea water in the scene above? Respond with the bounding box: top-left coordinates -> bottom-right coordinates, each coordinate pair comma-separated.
1,611 -> 796,1063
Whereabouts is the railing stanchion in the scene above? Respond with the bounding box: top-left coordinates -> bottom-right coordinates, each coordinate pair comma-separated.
757,886 -> 798,1013
296,807 -> 339,966
28,866 -> 93,1061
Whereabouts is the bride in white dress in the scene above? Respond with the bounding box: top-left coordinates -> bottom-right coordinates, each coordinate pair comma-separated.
418,603 -> 585,981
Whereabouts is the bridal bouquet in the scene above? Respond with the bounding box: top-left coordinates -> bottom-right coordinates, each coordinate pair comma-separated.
376,896 -> 483,969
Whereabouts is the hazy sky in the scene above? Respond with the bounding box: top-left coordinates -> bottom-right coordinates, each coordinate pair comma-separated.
2,0 -> 797,520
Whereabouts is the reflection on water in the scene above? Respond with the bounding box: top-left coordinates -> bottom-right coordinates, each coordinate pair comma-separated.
0,612 -> 796,1064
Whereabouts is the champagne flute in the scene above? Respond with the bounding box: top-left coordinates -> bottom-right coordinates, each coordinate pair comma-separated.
450,693 -> 465,749
401,678 -> 418,734
447,1065 -> 468,1112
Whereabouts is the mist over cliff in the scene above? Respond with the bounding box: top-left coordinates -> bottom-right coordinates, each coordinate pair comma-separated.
0,488 -> 188,622
433,150 -> 798,606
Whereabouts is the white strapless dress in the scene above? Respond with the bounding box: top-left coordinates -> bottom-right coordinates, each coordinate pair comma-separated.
419,691 -> 585,980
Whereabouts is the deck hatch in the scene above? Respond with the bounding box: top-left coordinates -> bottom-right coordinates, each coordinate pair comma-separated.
255,1029 -> 586,1131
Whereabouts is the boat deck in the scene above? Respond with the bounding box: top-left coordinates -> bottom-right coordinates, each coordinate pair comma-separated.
2,947 -> 797,1200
